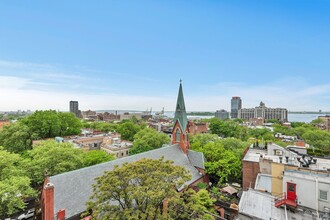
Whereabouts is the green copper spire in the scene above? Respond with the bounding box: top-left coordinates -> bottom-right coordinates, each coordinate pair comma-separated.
173,80 -> 188,133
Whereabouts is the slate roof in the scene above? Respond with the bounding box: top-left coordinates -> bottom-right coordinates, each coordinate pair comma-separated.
173,81 -> 188,132
50,144 -> 204,219
187,150 -> 206,169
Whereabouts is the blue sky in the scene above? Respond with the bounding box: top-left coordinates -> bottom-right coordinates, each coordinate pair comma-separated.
0,0 -> 330,111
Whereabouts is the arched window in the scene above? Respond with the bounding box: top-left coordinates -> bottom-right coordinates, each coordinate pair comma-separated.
176,128 -> 181,142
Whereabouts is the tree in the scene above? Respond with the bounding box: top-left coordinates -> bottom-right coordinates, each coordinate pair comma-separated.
0,177 -> 35,219
311,118 -> 324,125
26,140 -> 84,185
129,128 -> 170,155
117,121 -> 141,141
86,158 -> 191,220
0,123 -> 33,153
209,118 -> 247,140
21,110 -> 82,139
189,133 -> 219,150
190,135 -> 243,183
302,130 -> 330,150
0,148 -> 36,218
248,128 -> 275,142
58,112 -> 82,136
82,150 -> 115,167
167,189 -> 215,220
266,119 -> 280,124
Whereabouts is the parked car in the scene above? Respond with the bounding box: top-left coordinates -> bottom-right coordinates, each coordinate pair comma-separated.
17,209 -> 34,220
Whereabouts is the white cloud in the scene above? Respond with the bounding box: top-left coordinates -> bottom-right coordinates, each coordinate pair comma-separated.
0,60 -> 329,112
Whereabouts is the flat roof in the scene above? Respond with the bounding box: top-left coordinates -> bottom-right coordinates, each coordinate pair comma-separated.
238,189 -> 321,220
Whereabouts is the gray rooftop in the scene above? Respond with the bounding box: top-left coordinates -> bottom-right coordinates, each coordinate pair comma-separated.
50,144 -> 204,219
187,150 -> 206,169
238,189 -> 322,220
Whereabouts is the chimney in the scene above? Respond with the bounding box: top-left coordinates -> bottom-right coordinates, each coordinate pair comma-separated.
42,182 -> 54,220
57,209 -> 66,220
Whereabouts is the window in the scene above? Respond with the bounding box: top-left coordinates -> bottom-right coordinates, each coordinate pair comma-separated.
288,184 -> 295,192
320,190 -> 328,201
176,128 -> 180,142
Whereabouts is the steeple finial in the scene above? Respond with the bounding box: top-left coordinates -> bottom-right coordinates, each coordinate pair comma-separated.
180,79 -> 182,84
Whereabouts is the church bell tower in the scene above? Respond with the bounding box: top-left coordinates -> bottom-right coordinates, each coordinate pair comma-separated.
172,80 -> 190,154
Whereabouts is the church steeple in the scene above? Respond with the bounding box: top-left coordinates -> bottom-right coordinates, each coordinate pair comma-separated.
173,80 -> 188,133
172,80 -> 190,154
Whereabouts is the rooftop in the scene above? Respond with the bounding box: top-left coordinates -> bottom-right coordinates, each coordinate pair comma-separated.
243,144 -> 330,171
50,144 -> 204,219
238,189 -> 322,220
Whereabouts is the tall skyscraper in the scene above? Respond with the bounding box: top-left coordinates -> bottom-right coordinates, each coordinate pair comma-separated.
69,101 -> 79,117
231,96 -> 242,118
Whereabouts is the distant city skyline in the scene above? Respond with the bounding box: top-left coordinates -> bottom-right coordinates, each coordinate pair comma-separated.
0,1 -> 329,111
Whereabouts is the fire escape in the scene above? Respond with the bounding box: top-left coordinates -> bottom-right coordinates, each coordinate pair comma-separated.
274,193 -> 298,209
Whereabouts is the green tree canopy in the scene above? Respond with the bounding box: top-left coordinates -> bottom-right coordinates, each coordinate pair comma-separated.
0,123 -> 33,153
167,189 -> 216,220
25,140 -> 84,185
82,150 -> 115,167
117,121 -> 142,141
190,134 -> 246,183
0,148 -> 35,218
208,118 -> 247,140
129,128 -> 170,155
21,110 -> 82,139
302,130 -> 330,150
247,128 -> 275,142
86,158 -> 191,220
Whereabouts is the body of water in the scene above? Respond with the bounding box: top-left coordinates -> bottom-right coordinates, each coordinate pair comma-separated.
169,112 -> 326,123
97,110 -> 327,123
287,113 -> 326,123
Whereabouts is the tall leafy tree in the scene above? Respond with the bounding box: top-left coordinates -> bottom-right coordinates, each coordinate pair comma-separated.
130,128 -> 170,155
0,123 -> 34,153
167,189 -> 216,220
190,134 -> 243,183
0,148 -> 35,218
82,150 -> 115,167
86,158 -> 191,220
26,141 -> 84,185
21,110 -> 81,139
58,112 -> 82,136
117,121 -> 141,141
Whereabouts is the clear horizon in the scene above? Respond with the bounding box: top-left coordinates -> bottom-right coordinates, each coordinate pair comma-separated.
1,1 -> 329,112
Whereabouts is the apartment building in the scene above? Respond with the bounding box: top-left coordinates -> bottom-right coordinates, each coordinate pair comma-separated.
238,101 -> 288,122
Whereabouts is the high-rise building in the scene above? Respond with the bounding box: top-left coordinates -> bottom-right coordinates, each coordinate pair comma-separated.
215,109 -> 229,120
69,101 -> 79,117
231,96 -> 242,118
238,101 -> 288,122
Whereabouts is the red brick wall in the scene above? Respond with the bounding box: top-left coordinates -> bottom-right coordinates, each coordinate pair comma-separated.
42,183 -> 54,220
172,121 -> 190,154
242,160 -> 260,190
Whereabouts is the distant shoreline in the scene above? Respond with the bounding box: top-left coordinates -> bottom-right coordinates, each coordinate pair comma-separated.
288,112 -> 330,114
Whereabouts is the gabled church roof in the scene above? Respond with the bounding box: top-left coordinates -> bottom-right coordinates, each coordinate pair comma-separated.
173,81 -> 188,132
50,144 -> 204,219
